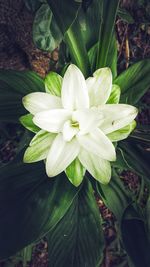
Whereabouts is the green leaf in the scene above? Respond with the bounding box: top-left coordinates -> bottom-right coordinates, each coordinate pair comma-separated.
47,0 -> 81,34
96,0 -> 119,69
114,59 -> 150,104
97,174 -> 150,267
88,43 -> 98,73
88,10 -> 117,76
45,71 -> 62,96
79,0 -> 103,51
47,179 -> 104,267
106,32 -> 118,78
121,205 -> 150,267
66,158 -> 85,187
118,7 -> 134,24
97,174 -> 131,222
130,126 -> 150,143
146,195 -> 150,243
24,0 -> 46,12
33,4 -> 62,52
107,120 -> 136,142
107,84 -> 121,104
19,114 -> 40,133
0,70 -> 44,122
0,158 -> 78,259
64,18 -> 91,77
24,130 -> 56,163
118,139 -> 150,181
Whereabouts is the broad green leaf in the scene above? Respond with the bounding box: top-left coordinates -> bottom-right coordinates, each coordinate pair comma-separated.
107,120 -> 136,142
47,179 -> 104,267
118,8 -> 134,24
45,72 -> 62,96
0,158 -> 78,259
146,195 -> 150,243
78,0 -> 103,51
118,139 -> 150,181
0,70 -> 44,122
114,59 -> 150,104
66,158 -> 85,187
47,0 -> 81,34
107,84 -> 121,104
33,4 -> 62,52
24,130 -> 56,162
96,0 -> 119,69
121,205 -> 150,267
24,0 -> 46,12
130,126 -> 150,143
97,174 -> 131,222
106,32 -> 118,78
88,43 -> 98,73
64,18 -> 91,77
19,114 -> 40,133
112,147 -> 132,170
97,174 -> 150,267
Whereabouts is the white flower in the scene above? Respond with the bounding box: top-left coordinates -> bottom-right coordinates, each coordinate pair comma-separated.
22,65 -> 138,186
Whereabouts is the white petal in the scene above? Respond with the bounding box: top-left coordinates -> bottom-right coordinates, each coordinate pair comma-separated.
24,130 -> 56,163
86,67 -> 112,107
72,108 -> 103,135
61,64 -> 89,110
78,149 -> 111,184
22,92 -> 62,115
33,109 -> 71,133
98,104 -> 138,134
46,134 -> 80,177
77,128 -> 116,161
62,120 -> 79,142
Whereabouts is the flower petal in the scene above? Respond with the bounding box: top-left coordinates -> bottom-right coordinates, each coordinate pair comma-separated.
72,108 -> 103,135
46,134 -> 80,177
61,64 -> 89,110
23,130 -> 56,163
62,120 -> 79,142
78,149 -> 111,184
86,67 -> 112,106
98,104 -> 138,134
22,92 -> 62,115
77,128 -> 116,161
33,109 -> 71,133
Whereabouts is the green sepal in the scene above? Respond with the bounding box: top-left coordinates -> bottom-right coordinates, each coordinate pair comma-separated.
107,84 -> 121,104
66,158 -> 85,187
107,120 -> 137,142
45,72 -> 62,96
19,114 -> 40,133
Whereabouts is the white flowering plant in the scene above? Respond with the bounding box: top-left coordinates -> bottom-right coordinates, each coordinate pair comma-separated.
0,1 -> 150,267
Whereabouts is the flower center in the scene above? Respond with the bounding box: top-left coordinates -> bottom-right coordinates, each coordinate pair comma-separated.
62,119 -> 80,142
71,120 -> 79,128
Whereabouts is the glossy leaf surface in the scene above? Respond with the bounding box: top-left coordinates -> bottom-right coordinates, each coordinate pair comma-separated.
47,179 -> 104,267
